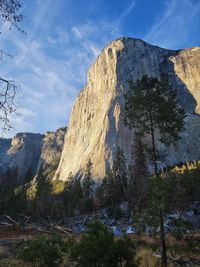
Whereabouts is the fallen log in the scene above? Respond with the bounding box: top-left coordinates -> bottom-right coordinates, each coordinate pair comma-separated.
0,222 -> 14,226
35,228 -> 54,234
4,215 -> 18,225
54,225 -> 72,236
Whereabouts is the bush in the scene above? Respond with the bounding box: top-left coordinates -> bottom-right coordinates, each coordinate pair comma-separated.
19,234 -> 66,267
69,221 -> 137,267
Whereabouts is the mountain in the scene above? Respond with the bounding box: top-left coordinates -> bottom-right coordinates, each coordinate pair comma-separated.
0,128 -> 66,185
55,37 -> 200,181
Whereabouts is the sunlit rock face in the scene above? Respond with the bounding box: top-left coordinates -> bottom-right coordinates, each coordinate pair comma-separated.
55,37 -> 200,181
37,127 -> 66,176
0,128 -> 66,184
169,47 -> 200,114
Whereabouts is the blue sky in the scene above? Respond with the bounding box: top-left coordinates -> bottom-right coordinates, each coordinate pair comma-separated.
0,0 -> 200,137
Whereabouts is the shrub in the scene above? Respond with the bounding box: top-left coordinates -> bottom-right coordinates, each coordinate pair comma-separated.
69,221 -> 137,267
19,234 -> 66,267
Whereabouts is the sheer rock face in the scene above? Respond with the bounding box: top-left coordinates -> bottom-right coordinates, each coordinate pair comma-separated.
0,128 -> 66,184
55,37 -> 200,181
37,127 -> 66,175
169,47 -> 200,114
0,133 -> 44,183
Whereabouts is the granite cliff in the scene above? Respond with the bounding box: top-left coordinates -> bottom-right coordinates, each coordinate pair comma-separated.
0,127 -> 66,185
55,37 -> 200,181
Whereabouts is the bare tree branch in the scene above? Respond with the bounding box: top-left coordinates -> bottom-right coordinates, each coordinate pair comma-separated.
0,77 -> 19,131
0,49 -> 14,61
0,1 -> 24,132
0,0 -> 24,32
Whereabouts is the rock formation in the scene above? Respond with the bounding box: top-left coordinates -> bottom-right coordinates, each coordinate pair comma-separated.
0,127 -> 66,185
37,127 -> 66,178
55,37 -> 200,181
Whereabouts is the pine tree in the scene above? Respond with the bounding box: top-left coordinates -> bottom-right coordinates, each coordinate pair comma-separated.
101,148 -> 128,210
128,134 -> 148,212
102,167 -> 115,207
70,178 -> 83,215
124,74 -> 185,267
82,159 -> 94,212
65,172 -> 74,191
112,147 -> 128,202
124,74 -> 185,175
35,168 -> 53,217
61,172 -> 83,216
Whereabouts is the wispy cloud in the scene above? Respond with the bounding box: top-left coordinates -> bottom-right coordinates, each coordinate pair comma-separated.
145,0 -> 200,49
0,1 -> 122,137
119,0 -> 136,22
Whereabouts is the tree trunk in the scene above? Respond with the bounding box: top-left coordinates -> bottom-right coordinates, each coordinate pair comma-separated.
149,110 -> 158,176
160,209 -> 167,267
149,107 -> 167,266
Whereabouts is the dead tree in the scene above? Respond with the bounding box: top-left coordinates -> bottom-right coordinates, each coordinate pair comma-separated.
0,0 -> 23,131
0,75 -> 18,131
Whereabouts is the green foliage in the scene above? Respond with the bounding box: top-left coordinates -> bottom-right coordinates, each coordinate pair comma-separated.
145,176 -> 173,228
19,222 -> 137,267
127,135 -> 148,212
124,74 -> 185,144
102,147 -> 128,209
101,167 -> 115,206
93,185 -> 104,210
131,135 -> 147,179
170,217 -> 193,239
69,221 -> 137,267
82,159 -> 94,212
34,170 -> 53,216
19,234 -> 66,267
82,159 -> 94,198
61,177 -> 83,216
124,74 -> 185,181
114,236 -> 137,266
169,166 -> 200,210
113,147 -> 128,201
7,184 -> 27,214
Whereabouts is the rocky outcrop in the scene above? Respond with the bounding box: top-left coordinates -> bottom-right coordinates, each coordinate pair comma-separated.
0,133 -> 44,184
0,128 -> 66,185
55,37 -> 200,181
37,127 -> 66,177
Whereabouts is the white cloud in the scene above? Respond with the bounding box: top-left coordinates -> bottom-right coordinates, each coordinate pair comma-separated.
71,27 -> 83,39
